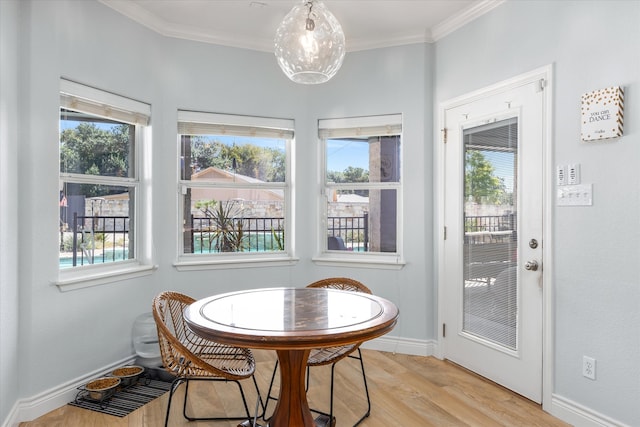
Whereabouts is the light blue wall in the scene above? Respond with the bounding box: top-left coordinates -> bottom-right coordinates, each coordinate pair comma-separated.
0,0 -> 20,423
5,0 -> 432,416
434,1 -> 640,425
3,0 -> 639,425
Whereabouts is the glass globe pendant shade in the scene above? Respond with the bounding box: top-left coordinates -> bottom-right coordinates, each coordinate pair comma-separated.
274,0 -> 346,84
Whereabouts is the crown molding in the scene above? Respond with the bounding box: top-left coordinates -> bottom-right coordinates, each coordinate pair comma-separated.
431,0 -> 506,41
100,0 -> 505,52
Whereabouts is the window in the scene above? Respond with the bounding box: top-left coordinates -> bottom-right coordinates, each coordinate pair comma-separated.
176,111 -> 294,269
317,114 -> 403,267
58,79 -> 152,288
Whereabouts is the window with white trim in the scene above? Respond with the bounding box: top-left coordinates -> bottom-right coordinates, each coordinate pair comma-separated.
58,79 -> 151,283
177,111 -> 293,267
319,114 -> 403,263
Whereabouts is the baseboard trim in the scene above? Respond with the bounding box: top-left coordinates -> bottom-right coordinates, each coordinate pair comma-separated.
550,394 -> 630,427
361,335 -> 436,356
1,403 -> 19,427
5,355 -> 135,426
5,344 -> 627,427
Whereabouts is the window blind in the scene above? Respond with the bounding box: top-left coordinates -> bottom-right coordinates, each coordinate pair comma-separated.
60,79 -> 150,126
318,114 -> 402,139
178,111 -> 294,139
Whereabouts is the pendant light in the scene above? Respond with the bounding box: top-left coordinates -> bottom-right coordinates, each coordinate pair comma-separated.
274,0 -> 346,84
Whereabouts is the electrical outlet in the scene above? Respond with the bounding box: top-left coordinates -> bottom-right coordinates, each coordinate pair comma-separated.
583,356 -> 596,380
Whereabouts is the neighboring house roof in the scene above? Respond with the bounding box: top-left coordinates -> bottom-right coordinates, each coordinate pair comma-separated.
191,166 -> 284,201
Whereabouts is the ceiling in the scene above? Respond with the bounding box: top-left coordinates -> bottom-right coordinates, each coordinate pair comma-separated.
100,0 -> 504,52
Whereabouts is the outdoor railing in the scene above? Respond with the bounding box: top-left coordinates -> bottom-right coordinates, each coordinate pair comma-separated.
189,216 -> 285,253
465,213 -> 517,244
61,213 -> 514,266
188,214 -> 370,253
70,213 -> 130,266
327,213 -> 369,251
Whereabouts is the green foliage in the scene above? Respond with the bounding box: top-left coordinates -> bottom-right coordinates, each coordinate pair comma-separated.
60,122 -> 132,197
271,227 -> 285,251
327,166 -> 369,197
198,199 -> 246,252
327,166 -> 369,183
465,150 -> 506,204
187,137 -> 286,182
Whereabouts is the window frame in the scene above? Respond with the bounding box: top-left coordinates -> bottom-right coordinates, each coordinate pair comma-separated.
174,111 -> 297,271
56,79 -> 154,291
313,114 -> 405,269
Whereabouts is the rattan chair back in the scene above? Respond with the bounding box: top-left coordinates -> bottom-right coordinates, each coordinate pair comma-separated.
305,278 -> 371,367
307,277 -> 372,294
152,291 -> 255,380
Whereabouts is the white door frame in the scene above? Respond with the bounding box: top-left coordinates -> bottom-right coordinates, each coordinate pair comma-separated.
435,65 -> 554,410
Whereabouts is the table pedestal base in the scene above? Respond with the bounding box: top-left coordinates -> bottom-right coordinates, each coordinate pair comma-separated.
268,349 -> 315,427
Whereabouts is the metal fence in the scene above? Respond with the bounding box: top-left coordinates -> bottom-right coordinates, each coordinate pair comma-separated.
327,213 -> 369,251
189,216 -> 285,253
188,214 -> 370,253
464,213 -> 516,244
62,213 -> 514,264
69,213 -> 130,266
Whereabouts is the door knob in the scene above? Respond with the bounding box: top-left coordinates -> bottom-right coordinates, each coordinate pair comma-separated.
524,260 -> 539,271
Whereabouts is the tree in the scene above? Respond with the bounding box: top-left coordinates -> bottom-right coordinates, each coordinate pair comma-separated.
185,137 -> 286,182
60,122 -> 131,197
465,150 -> 506,204
327,166 -> 369,196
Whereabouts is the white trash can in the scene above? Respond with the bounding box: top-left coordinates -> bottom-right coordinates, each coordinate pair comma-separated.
132,312 -> 162,368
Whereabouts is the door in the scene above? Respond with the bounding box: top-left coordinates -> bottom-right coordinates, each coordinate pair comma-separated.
441,73 -> 546,403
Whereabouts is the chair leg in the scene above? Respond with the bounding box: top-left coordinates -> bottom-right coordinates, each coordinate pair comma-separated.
165,377 -> 185,427
309,349 -> 371,427
351,348 -> 371,426
262,360 -> 279,421
175,377 -> 255,422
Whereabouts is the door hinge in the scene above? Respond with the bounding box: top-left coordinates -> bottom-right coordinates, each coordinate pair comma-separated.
441,128 -> 448,144
443,323 -> 446,337
537,78 -> 547,92
444,226 -> 447,240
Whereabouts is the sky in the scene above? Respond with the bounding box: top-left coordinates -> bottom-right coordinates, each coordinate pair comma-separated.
326,139 -> 369,172
61,117 -> 371,174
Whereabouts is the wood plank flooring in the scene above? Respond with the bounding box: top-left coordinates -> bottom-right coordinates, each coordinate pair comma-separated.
20,349 -> 570,427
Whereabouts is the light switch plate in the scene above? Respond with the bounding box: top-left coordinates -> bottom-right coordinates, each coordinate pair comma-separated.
567,164 -> 580,185
557,184 -> 592,206
557,165 -> 567,186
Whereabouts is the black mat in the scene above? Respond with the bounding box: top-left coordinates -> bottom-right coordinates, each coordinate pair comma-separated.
69,378 -> 172,417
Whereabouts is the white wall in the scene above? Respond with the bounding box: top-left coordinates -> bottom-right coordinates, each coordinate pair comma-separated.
0,0 -> 20,423
434,1 -> 640,425
6,1 -> 432,423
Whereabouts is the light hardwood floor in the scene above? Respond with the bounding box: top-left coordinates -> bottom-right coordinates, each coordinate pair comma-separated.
20,349 -> 570,427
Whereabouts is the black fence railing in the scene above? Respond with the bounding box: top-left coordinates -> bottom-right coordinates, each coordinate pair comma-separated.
70,213 -> 130,266
61,213 -> 515,266
188,214 -> 370,253
327,213 -> 369,251
189,216 -> 285,253
464,213 -> 516,244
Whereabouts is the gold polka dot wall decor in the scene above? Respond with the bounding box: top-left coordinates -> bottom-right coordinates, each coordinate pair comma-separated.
580,86 -> 624,142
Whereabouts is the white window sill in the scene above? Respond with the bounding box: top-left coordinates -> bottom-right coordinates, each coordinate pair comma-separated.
312,254 -> 406,270
54,262 -> 157,292
174,254 -> 299,271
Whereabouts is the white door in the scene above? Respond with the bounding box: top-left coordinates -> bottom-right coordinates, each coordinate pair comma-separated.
440,71 -> 547,403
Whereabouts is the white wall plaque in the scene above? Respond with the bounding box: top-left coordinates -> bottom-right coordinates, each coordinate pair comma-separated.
581,86 -> 624,141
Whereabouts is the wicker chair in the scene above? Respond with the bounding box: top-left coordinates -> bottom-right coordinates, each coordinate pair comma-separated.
152,291 -> 262,427
264,278 -> 372,427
